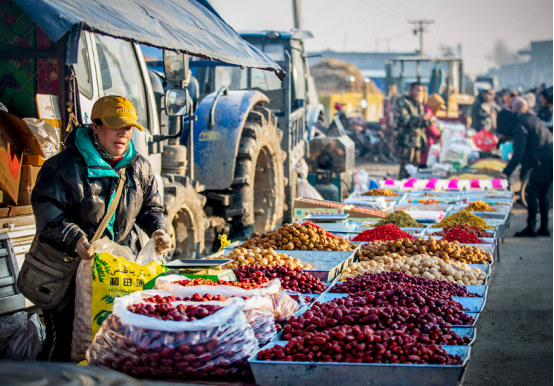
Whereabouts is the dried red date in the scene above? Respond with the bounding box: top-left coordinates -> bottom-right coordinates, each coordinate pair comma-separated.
127,302 -> 221,321
233,265 -> 327,294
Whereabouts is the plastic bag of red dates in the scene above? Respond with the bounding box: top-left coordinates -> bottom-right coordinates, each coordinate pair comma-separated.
155,275 -> 298,323
86,290 -> 258,380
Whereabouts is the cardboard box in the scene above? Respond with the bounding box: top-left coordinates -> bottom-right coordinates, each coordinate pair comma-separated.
18,166 -> 41,205
293,198 -> 387,223
0,111 -> 45,204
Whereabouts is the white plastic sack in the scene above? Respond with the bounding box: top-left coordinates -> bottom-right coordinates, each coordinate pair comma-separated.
0,312 -> 45,360
352,169 -> 370,193
86,290 -> 258,379
155,276 -> 298,322
22,118 -> 59,159
295,159 -> 323,199
155,275 -> 282,298
427,144 -> 441,167
72,237 -> 163,362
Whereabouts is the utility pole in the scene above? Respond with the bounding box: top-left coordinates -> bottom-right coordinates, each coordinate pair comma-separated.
408,20 -> 433,56
292,0 -> 301,29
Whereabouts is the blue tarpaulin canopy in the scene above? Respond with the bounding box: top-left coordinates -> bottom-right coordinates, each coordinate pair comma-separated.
14,0 -> 286,79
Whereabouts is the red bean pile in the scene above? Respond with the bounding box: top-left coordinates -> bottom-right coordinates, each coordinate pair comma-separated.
258,325 -> 462,365
331,271 -> 478,299
283,299 -> 471,344
127,303 -> 222,321
234,265 -> 327,294
443,228 -> 483,244
352,224 -> 414,242
430,224 -> 493,238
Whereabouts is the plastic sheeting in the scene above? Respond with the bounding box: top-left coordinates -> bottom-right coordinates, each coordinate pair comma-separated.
14,0 -> 285,79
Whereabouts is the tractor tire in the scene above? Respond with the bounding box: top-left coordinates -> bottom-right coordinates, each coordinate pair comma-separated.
164,181 -> 208,260
227,106 -> 285,239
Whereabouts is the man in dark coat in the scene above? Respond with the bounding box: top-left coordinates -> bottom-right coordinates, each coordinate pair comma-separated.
20,96 -> 170,361
497,109 -> 553,237
394,82 -> 430,179
471,89 -> 494,131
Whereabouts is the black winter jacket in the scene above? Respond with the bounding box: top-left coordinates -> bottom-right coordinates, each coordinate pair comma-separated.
500,113 -> 553,183
31,127 -> 166,256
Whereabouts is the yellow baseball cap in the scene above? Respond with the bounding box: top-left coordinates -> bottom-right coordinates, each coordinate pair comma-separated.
91,95 -> 144,131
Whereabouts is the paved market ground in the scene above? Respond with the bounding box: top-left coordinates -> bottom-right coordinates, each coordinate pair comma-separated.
148,162 -> 553,386
463,207 -> 553,386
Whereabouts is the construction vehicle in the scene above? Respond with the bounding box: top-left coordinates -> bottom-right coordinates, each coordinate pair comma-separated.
0,0 -> 285,296
191,30 -> 325,227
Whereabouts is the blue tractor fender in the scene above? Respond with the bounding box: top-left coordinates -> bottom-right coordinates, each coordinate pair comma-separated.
192,89 -> 269,191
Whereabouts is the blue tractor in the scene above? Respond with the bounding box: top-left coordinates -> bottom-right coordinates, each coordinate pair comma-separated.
148,30 -> 325,254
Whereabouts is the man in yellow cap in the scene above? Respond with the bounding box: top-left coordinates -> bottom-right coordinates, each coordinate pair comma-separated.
18,96 -> 171,362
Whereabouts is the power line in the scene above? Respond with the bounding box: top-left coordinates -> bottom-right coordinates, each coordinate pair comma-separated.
408,19 -> 434,56
357,0 -> 401,19
352,30 -> 412,51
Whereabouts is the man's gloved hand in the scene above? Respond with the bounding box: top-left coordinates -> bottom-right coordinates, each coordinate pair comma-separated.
77,236 -> 95,260
152,229 -> 171,254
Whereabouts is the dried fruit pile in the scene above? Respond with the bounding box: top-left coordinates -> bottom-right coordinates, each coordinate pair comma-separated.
431,210 -> 493,229
465,200 -> 494,212
283,300 -> 471,345
361,189 -> 399,197
374,211 -> 424,228
258,326 -> 462,365
207,248 -> 315,270
342,255 -> 486,285
352,224 -> 414,242
173,278 -> 259,290
429,225 -> 493,238
128,302 -> 222,321
357,237 -> 493,265
233,265 -> 327,294
443,228 -> 483,244
332,271 -> 480,298
238,223 -> 355,251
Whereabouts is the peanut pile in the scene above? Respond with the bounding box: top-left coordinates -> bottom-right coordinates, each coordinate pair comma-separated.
238,223 -> 355,251
357,237 -> 493,265
207,248 -> 315,270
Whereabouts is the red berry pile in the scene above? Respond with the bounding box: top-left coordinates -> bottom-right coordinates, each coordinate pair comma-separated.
430,224 -> 492,238
257,326 -> 462,365
233,265 -> 327,294
443,228 -> 483,244
352,224 -> 415,242
127,302 -> 222,321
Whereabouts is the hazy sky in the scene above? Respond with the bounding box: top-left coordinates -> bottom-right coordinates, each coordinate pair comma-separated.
210,0 -> 553,75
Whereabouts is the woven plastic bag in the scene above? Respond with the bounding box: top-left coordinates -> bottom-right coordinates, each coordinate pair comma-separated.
71,238 -> 165,362
86,291 -> 258,379
155,275 -> 298,322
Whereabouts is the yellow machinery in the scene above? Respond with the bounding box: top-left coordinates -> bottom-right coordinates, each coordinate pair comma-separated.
319,81 -> 385,123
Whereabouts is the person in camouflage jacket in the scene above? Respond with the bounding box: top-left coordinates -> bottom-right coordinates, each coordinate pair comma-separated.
394,82 -> 430,179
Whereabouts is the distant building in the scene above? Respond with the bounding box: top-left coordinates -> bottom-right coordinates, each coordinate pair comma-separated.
307,51 -> 416,92
492,40 -> 553,90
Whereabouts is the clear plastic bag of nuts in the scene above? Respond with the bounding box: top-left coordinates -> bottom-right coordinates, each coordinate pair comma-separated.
86,291 -> 258,379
